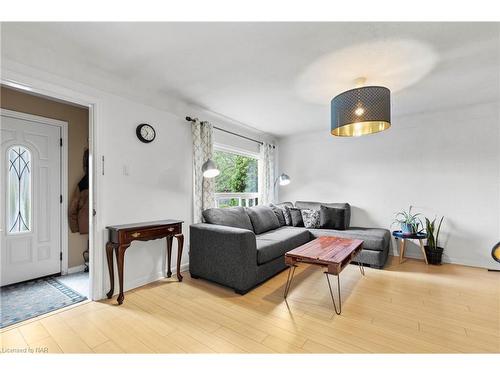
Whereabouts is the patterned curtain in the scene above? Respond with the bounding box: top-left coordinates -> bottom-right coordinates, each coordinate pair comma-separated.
259,142 -> 275,205
192,120 -> 215,223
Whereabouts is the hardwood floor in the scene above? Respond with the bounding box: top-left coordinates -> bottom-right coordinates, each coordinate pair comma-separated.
1,256 -> 499,353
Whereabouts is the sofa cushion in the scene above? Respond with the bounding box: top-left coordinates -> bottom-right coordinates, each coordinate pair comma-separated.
275,202 -> 293,225
289,207 -> 304,227
202,206 -> 254,232
256,227 -> 310,264
268,203 -> 286,226
246,206 -> 280,234
301,209 -> 320,229
295,201 -> 351,229
308,227 -> 390,251
320,205 -> 346,230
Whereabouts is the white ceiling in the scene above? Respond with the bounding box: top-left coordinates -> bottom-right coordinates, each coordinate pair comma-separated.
1,22 -> 499,137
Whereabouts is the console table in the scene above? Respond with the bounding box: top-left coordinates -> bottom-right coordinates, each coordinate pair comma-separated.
105,219 -> 184,305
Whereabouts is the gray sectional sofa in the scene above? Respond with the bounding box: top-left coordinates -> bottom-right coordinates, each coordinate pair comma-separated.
189,201 -> 390,294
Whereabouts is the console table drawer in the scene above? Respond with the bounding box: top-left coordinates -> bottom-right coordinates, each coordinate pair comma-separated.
124,224 -> 181,242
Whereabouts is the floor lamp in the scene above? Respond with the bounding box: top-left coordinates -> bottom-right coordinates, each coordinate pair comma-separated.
274,173 -> 291,187
201,158 -> 219,209
273,173 -> 291,203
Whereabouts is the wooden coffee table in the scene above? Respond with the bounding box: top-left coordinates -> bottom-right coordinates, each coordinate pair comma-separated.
284,236 -> 364,314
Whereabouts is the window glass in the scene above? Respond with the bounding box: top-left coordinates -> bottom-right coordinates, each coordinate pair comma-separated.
214,149 -> 259,208
8,146 -> 32,233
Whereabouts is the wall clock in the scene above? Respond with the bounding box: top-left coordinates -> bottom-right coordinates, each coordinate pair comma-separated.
136,123 -> 156,143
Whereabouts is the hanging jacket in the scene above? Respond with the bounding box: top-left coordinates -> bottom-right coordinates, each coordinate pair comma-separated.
69,175 -> 89,234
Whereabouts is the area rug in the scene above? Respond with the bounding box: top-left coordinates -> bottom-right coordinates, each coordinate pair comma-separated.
0,277 -> 87,328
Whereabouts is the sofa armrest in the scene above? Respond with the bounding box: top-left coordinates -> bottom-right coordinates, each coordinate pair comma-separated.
189,223 -> 257,291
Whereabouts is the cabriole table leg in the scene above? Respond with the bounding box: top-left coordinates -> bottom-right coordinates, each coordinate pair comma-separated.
105,242 -> 115,299
175,234 -> 184,281
115,244 -> 129,305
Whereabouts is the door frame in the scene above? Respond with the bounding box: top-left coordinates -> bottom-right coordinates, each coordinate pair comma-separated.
1,71 -> 101,301
1,108 -> 69,275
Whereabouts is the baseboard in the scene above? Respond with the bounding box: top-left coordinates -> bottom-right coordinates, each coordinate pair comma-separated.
440,255 -> 494,269
390,248 -> 492,269
67,265 -> 86,274
106,262 -> 190,298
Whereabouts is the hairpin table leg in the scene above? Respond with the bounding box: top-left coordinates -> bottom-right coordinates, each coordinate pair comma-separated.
283,265 -> 297,299
358,252 -> 365,276
325,272 -> 342,315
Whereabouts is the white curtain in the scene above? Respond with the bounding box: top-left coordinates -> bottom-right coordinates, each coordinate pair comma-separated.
192,120 -> 215,223
259,142 -> 275,205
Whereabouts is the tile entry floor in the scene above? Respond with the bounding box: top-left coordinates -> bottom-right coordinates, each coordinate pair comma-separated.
56,271 -> 90,298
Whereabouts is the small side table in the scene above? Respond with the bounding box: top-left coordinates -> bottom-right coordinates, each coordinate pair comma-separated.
392,231 -> 428,264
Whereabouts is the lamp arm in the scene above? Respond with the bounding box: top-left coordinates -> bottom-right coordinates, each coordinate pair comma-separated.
274,176 -> 280,187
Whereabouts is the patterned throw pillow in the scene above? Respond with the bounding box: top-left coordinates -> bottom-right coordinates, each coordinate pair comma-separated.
274,203 -> 293,225
301,209 -> 320,229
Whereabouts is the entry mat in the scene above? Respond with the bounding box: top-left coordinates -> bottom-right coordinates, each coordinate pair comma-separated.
1,277 -> 87,328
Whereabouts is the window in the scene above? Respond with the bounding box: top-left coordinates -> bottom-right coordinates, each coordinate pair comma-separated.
8,146 -> 32,233
214,147 -> 259,208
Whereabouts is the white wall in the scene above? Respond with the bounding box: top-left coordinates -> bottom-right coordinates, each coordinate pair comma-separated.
203,109 -> 276,154
277,102 -> 500,269
2,62 -> 194,298
214,128 -> 261,155
99,95 -> 193,293
1,60 -> 274,299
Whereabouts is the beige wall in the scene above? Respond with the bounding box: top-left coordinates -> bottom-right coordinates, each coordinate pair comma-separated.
1,86 -> 89,269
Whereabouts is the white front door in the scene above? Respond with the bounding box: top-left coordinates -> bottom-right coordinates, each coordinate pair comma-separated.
1,111 -> 61,286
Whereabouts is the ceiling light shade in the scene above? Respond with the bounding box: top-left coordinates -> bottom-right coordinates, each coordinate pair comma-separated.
202,159 -> 220,178
277,173 -> 291,186
331,86 -> 391,137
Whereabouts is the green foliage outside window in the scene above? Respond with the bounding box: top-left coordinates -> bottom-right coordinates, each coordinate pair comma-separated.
214,150 -> 258,194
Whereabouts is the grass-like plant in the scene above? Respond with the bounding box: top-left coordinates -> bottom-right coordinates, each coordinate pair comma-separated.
393,206 -> 423,234
425,216 -> 444,251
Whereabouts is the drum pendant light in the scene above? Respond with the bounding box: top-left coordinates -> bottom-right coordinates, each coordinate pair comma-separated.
331,78 -> 391,137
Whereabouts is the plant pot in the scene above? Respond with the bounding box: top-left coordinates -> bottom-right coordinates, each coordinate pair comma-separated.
424,246 -> 444,265
401,223 -> 414,235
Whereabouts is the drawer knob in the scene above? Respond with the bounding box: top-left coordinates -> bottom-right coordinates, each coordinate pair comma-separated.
131,232 -> 141,238
168,227 -> 175,232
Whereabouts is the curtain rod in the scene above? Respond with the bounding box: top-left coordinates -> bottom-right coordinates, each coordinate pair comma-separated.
185,116 -> 275,148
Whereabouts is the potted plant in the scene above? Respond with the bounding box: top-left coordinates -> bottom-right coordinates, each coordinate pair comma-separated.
393,206 -> 423,234
425,216 -> 444,265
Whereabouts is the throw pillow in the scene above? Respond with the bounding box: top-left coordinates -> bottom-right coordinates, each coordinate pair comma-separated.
202,206 -> 254,231
319,205 -> 346,230
268,203 -> 286,226
288,207 -> 304,227
275,202 -> 293,225
246,206 -> 280,234
296,201 -> 351,229
301,209 -> 320,229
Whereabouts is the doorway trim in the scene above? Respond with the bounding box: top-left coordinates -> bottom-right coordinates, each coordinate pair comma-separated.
1,70 -> 102,301
0,108 -> 69,275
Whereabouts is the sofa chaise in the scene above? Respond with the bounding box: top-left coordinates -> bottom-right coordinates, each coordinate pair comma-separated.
189,201 -> 390,294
